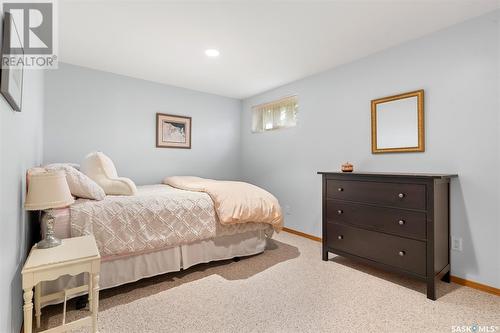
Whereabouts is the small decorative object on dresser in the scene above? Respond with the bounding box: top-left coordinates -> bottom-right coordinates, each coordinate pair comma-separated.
25,171 -> 75,249
22,235 -> 101,333
318,171 -> 457,300
341,162 -> 353,172
156,113 -> 192,148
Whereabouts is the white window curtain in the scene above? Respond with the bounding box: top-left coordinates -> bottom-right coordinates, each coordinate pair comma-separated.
252,96 -> 298,132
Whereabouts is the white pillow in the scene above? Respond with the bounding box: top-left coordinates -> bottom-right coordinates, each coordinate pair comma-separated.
45,163 -> 106,200
81,152 -> 137,196
45,162 -> 80,170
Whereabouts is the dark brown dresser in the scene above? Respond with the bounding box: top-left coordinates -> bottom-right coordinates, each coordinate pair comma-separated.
318,172 -> 457,300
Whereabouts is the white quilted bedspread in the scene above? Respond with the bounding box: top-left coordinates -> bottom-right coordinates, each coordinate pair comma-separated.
71,184 -> 270,258
71,184 -> 216,257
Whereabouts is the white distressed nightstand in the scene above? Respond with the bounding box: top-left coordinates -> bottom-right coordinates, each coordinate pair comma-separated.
22,235 -> 101,333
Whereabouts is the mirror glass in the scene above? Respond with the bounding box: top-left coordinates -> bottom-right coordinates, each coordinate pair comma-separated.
376,97 -> 418,149
371,90 -> 424,153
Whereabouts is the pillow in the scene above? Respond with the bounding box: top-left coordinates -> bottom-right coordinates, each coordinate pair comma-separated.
45,163 -> 106,200
46,162 -> 81,170
81,152 -> 137,196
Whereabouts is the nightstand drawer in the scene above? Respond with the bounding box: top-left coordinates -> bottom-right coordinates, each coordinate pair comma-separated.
327,223 -> 426,276
326,179 -> 426,210
326,200 -> 426,240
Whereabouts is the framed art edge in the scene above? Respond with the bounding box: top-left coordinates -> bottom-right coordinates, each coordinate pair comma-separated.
0,12 -> 24,112
371,89 -> 425,154
155,112 -> 192,149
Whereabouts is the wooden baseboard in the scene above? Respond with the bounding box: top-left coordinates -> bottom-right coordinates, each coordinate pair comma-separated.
450,276 -> 500,296
282,227 -> 321,242
282,227 -> 499,296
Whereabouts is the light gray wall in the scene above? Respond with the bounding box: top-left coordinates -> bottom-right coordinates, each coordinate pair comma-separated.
241,11 -> 499,288
44,63 -> 242,185
0,12 -> 45,333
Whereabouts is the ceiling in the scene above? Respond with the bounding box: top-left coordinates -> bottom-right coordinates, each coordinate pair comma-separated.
59,1 -> 500,99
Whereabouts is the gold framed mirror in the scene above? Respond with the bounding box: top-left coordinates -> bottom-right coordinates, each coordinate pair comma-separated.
371,89 -> 424,154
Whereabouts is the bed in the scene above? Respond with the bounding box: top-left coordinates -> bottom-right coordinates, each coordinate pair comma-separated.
41,184 -> 276,297
37,152 -> 282,301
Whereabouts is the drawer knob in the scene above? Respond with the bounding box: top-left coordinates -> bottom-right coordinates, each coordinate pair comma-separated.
398,251 -> 406,257
398,193 -> 406,199
337,187 -> 344,192
338,235 -> 343,240
398,219 -> 406,225
337,210 -> 343,215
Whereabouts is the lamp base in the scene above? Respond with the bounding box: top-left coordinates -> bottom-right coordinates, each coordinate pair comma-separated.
37,210 -> 62,249
37,235 -> 62,249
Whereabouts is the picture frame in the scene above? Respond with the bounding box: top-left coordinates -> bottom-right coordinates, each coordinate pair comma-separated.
0,12 -> 24,112
156,113 -> 192,149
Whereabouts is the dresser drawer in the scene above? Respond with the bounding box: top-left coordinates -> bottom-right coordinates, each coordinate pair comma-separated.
327,223 -> 426,276
326,179 -> 426,210
326,201 -> 426,240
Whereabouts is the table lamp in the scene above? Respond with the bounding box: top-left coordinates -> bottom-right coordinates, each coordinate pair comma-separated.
25,170 -> 74,249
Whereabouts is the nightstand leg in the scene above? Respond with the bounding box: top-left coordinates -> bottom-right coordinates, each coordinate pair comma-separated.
23,288 -> 34,333
88,273 -> 93,310
35,284 -> 41,328
91,273 -> 100,333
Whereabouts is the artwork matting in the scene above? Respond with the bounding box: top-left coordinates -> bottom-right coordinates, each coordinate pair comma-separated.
156,113 -> 192,149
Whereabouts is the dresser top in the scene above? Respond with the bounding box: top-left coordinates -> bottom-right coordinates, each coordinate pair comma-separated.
317,171 -> 458,179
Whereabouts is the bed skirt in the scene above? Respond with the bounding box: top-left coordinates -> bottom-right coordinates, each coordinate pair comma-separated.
41,229 -> 271,305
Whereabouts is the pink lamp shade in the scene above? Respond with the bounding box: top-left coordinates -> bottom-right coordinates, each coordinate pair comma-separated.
25,170 -> 74,211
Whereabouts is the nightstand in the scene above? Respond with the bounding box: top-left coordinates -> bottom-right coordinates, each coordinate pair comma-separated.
22,235 -> 101,333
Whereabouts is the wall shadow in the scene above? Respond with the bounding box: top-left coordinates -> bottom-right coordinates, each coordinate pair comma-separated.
450,180 -> 478,278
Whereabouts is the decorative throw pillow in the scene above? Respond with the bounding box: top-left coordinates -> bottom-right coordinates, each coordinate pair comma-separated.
45,162 -> 81,170
45,163 -> 106,200
81,152 -> 138,196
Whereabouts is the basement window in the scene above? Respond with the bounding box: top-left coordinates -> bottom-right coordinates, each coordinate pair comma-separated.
252,96 -> 298,132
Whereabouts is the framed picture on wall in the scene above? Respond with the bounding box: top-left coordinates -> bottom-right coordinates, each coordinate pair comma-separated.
0,12 -> 24,112
156,113 -> 192,148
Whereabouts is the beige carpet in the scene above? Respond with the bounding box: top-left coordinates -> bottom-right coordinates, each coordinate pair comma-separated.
37,232 -> 499,333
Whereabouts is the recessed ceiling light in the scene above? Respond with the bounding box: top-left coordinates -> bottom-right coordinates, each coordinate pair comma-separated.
205,49 -> 220,57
